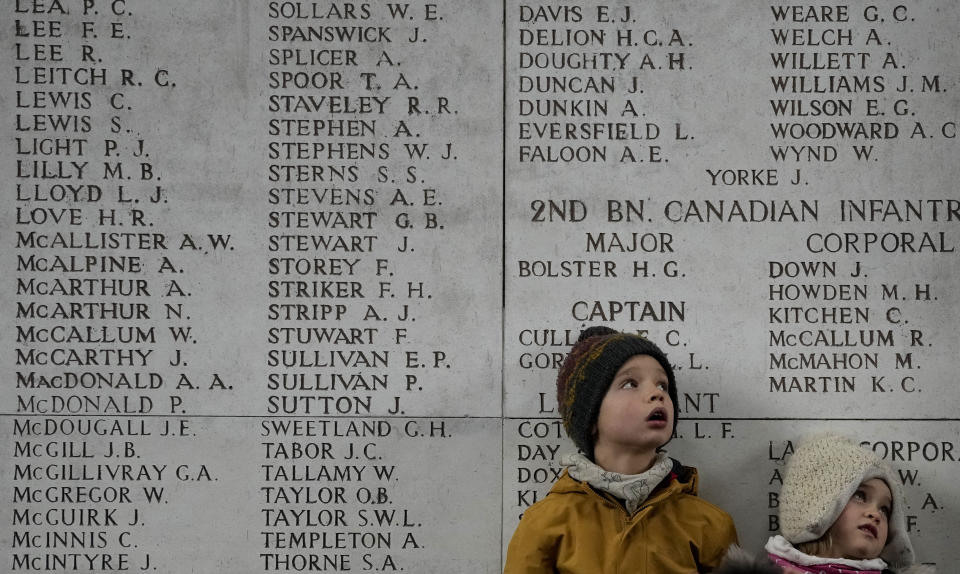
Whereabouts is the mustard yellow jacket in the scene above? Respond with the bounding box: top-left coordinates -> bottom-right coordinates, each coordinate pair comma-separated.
504,461 -> 738,573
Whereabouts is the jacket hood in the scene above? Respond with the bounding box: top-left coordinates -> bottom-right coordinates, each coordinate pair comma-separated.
715,546 -> 783,574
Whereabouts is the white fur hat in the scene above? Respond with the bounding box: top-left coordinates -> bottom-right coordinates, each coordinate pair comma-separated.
779,433 -> 915,569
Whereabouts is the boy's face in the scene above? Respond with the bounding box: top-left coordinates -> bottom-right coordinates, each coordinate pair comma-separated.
823,478 -> 891,560
594,355 -> 673,456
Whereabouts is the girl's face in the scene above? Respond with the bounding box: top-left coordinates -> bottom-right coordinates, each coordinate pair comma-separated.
822,478 -> 892,560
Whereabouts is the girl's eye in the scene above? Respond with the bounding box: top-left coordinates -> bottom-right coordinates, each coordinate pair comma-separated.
657,382 -> 668,391
621,380 -> 637,389
881,506 -> 891,517
853,490 -> 866,502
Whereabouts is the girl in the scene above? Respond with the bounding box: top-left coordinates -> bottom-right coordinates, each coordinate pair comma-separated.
717,434 -> 934,574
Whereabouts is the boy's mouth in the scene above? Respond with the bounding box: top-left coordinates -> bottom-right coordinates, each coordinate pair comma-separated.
646,408 -> 668,426
858,524 -> 878,538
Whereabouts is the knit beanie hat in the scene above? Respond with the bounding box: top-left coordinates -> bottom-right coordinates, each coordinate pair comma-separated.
779,433 -> 915,569
556,326 -> 678,460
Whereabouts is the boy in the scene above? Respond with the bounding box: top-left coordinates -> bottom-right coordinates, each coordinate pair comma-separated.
504,326 -> 738,573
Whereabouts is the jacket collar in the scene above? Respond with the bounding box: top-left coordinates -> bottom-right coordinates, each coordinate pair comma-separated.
550,457 -> 698,511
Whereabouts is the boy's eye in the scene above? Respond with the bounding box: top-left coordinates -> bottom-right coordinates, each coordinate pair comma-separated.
621,380 -> 637,389
657,382 -> 668,391
853,490 -> 866,502
881,505 -> 891,517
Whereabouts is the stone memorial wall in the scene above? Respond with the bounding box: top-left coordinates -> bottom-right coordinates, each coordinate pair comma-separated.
1,1 -> 957,572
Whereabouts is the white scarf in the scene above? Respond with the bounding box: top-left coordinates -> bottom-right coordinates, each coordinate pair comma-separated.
765,535 -> 889,571
561,451 -> 674,514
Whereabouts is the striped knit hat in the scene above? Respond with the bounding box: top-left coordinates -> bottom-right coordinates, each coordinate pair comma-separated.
556,326 -> 678,460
